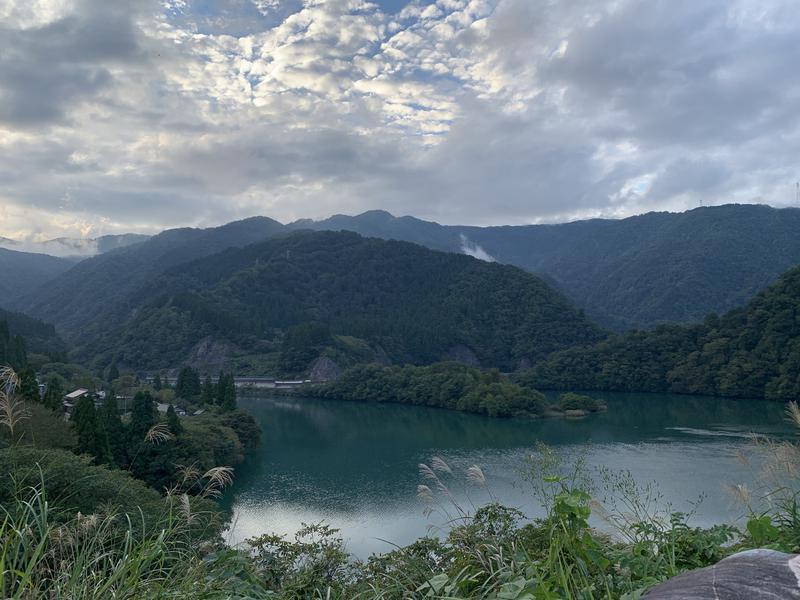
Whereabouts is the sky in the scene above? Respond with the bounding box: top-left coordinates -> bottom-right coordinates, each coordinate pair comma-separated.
1,0 -> 799,240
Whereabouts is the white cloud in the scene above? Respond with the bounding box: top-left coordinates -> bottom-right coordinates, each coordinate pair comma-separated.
1,0 -> 800,239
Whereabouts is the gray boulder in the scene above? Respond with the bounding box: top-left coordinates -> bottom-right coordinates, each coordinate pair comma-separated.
644,549 -> 800,599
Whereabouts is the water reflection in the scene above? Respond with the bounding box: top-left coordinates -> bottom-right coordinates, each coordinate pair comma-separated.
223,393 -> 792,558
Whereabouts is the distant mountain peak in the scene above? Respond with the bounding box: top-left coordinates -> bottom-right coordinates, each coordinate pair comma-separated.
354,209 -> 395,218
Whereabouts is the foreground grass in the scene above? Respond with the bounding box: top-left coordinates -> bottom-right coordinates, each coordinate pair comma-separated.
3,359 -> 799,599
2,448 -> 798,600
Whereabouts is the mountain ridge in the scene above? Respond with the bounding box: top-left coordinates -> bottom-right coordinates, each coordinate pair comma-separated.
71,230 -> 604,373
12,203 -> 800,336
0,248 -> 75,307
521,261 -> 800,400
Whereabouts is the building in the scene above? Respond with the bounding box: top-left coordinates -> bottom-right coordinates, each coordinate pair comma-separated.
64,388 -> 89,402
62,388 -> 89,417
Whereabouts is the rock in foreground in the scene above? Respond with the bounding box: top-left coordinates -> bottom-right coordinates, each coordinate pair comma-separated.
644,549 -> 800,599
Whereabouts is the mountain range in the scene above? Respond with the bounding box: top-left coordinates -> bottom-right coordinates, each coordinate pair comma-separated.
294,204 -> 800,329
7,204 -> 800,333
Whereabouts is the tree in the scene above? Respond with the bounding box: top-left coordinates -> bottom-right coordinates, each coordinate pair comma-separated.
18,366 -> 40,404
166,404 -> 183,435
128,391 -> 157,443
101,394 -> 128,467
0,320 -> 27,370
157,388 -> 176,405
176,367 -> 201,400
112,374 -> 139,399
153,374 -> 162,391
42,376 -> 64,412
280,322 -> 332,373
72,396 -> 110,463
217,372 -> 237,411
107,361 -> 120,383
201,376 -> 215,405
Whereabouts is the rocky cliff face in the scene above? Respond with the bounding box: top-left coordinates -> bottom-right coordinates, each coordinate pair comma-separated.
309,356 -> 342,382
188,336 -> 235,372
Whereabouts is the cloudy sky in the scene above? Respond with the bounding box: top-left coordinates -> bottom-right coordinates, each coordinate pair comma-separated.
1,0 -> 799,239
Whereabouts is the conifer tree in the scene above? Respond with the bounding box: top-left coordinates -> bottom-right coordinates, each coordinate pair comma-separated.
216,371 -> 226,406
73,396 -> 97,455
166,404 -> 183,435
18,366 -> 40,404
201,375 -> 215,405
217,372 -> 237,411
73,395 -> 110,463
176,366 -> 201,400
128,391 -> 157,442
42,376 -> 64,412
0,321 -> 27,371
102,393 -> 128,466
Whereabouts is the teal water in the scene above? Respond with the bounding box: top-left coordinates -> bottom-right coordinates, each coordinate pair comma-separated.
224,393 -> 794,558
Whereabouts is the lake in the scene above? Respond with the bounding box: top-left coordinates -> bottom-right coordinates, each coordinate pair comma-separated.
223,393 -> 794,558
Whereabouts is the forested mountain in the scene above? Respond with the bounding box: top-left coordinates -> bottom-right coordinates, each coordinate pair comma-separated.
73,231 -> 603,373
290,210 -> 459,253
0,319 -> 27,370
13,204 -> 800,334
520,263 -> 800,400
0,308 -> 67,360
13,217 -> 286,337
301,204 -> 800,330
0,248 -> 75,305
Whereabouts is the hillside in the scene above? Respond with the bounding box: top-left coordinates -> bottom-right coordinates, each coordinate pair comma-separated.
74,231 -> 604,373
302,204 -> 800,329
13,204 -> 800,334
13,217 -> 286,337
0,248 -> 75,306
520,263 -> 800,400
0,308 -> 66,364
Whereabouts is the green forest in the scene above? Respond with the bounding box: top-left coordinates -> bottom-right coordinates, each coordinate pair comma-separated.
0,319 -> 26,370
0,308 -> 66,362
307,363 -> 610,418
522,263 -> 800,399
306,362 -> 548,418
75,231 -> 603,373
0,333 -> 259,500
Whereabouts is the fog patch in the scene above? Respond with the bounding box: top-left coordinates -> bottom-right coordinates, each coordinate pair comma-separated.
0,237 -> 99,258
459,234 -> 496,262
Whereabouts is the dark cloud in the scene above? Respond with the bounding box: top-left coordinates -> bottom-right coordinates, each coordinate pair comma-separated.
0,0 -> 155,126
